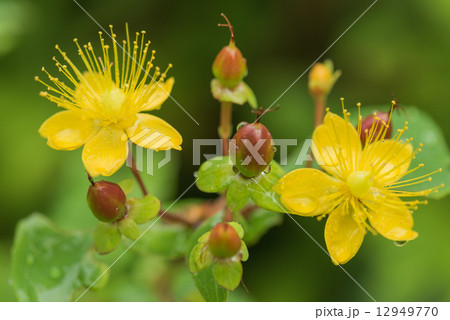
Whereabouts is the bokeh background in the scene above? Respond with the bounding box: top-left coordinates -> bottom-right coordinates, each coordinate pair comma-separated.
1,0 -> 450,301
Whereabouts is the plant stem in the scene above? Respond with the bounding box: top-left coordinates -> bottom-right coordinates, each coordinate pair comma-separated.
130,155 -> 148,196
306,95 -> 326,168
220,101 -> 233,156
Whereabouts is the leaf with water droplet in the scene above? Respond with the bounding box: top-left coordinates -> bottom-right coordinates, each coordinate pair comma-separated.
249,161 -> 285,212
11,214 -> 100,301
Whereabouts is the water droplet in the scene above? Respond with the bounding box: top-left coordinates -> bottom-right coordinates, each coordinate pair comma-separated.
394,240 -> 408,247
26,254 -> 34,266
285,196 -> 318,214
49,266 -> 61,279
237,122 -> 248,130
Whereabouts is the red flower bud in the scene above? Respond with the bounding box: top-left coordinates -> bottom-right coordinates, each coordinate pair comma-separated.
208,223 -> 241,258
359,111 -> 392,145
212,43 -> 247,88
87,181 -> 127,222
230,122 -> 275,178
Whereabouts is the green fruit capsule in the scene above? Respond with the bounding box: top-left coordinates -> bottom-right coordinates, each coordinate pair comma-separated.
87,181 -> 127,222
208,223 -> 241,258
230,122 -> 275,178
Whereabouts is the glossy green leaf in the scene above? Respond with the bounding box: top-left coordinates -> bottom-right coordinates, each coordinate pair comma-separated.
244,209 -> 283,246
249,161 -> 285,212
118,218 -> 140,240
196,156 -> 235,193
192,264 -> 228,302
11,214 -> 93,301
93,222 -> 121,255
227,178 -> 251,212
212,260 -> 243,291
127,194 -> 161,224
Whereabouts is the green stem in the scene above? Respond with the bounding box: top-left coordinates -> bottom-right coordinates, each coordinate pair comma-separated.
220,101 -> 233,156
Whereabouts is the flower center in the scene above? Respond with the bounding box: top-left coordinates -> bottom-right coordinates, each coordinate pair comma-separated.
101,88 -> 126,120
346,171 -> 372,198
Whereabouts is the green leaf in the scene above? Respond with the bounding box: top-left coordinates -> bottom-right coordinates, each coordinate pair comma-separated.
227,222 -> 244,238
79,255 -> 109,290
192,264 -> 228,302
240,241 -> 249,262
11,214 -> 93,301
127,194 -> 161,224
189,242 -> 213,273
133,223 -> 187,258
212,260 -> 243,291
118,218 -> 140,240
244,209 -> 283,246
93,222 -> 121,255
196,156 -> 235,193
211,79 -> 257,108
117,179 -> 134,195
249,161 -> 286,212
242,81 -> 258,109
391,107 -> 450,199
227,178 -> 251,212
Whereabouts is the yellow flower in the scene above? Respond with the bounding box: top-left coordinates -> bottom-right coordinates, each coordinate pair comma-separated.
36,25 -> 182,177
274,99 -> 442,265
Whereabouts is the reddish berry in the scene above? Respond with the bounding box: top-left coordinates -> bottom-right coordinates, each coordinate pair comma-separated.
87,181 -> 127,222
208,223 -> 241,258
230,122 -> 275,178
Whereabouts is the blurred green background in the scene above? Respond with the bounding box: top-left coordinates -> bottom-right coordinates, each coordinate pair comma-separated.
1,0 -> 450,301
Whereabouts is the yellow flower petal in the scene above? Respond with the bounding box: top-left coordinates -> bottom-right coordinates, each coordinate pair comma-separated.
39,110 -> 96,151
325,201 -> 366,265
273,168 -> 343,216
312,112 -> 362,179
360,140 -> 413,185
364,195 -> 418,241
82,125 -> 128,177
126,113 -> 182,151
137,77 -> 175,112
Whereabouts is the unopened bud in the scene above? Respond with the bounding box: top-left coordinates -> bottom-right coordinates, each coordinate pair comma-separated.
87,181 -> 127,222
213,43 -> 247,89
308,59 -> 341,98
230,122 -> 275,178
208,223 -> 241,258
212,14 -> 247,88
